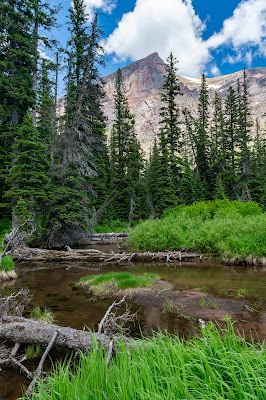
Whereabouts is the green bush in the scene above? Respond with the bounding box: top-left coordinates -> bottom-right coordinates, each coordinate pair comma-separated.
94,219 -> 130,233
0,255 -> 14,271
26,322 -> 266,400
129,201 -> 266,259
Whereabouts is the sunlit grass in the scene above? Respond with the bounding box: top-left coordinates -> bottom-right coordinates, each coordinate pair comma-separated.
0,255 -> 14,271
26,322 -> 266,400
30,306 -> 55,324
78,272 -> 159,296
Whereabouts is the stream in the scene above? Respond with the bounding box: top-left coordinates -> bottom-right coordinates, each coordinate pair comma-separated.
0,257 -> 265,399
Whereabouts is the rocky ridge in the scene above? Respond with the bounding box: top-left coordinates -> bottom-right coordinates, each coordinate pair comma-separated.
102,53 -> 266,153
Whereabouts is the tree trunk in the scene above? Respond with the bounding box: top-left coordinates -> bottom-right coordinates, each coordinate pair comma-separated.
0,316 -> 111,350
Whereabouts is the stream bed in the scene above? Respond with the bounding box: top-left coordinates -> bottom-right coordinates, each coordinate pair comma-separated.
0,259 -> 265,399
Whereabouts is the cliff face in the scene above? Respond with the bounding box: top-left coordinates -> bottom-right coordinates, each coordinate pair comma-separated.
102,53 -> 266,152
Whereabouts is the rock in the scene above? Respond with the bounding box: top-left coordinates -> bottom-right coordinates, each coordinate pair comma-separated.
101,53 -> 266,153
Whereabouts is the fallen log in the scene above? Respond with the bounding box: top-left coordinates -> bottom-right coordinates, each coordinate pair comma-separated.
0,316 -> 112,350
11,247 -> 205,264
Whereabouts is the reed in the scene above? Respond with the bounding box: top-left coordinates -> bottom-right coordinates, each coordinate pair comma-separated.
26,322 -> 266,400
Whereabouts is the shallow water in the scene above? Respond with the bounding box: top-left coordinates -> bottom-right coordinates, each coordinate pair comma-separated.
0,259 -> 265,399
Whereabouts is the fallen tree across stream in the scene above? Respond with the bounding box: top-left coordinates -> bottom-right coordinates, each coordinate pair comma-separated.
11,247 -> 205,263
0,316 -> 112,351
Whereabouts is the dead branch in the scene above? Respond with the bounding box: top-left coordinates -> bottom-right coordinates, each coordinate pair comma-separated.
27,331 -> 58,395
98,297 -> 138,338
1,219 -> 35,263
10,357 -> 33,379
0,288 -> 32,318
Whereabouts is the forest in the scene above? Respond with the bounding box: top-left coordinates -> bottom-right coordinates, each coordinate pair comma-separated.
0,0 -> 265,251
0,1 -> 266,398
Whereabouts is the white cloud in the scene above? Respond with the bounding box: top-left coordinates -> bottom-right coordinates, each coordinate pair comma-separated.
210,65 -> 220,76
207,0 -> 266,56
223,50 -> 254,67
38,40 -> 52,61
76,0 -> 116,22
103,0 -> 266,77
103,0 -> 210,76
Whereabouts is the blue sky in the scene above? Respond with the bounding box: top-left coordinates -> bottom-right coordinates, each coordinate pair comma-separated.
48,0 -> 266,87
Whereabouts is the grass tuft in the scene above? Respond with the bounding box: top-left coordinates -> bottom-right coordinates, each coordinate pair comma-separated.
26,321 -> 266,400
78,272 -> 159,296
0,255 -> 14,271
30,306 -> 55,324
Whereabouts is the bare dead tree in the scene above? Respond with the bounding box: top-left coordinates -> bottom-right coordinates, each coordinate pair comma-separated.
1,219 -> 36,263
98,297 -> 138,338
0,288 -> 32,319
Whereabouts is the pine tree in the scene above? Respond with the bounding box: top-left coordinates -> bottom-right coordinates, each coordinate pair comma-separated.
160,53 -> 182,194
151,130 -> 177,216
5,112 -> 49,226
37,59 -> 55,154
195,74 -> 211,194
238,70 -> 252,201
249,119 -> 266,208
180,159 -> 194,205
224,86 -> 239,200
47,9 -> 104,247
110,68 -> 147,223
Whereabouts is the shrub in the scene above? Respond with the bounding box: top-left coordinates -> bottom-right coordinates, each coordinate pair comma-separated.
129,200 -> 266,259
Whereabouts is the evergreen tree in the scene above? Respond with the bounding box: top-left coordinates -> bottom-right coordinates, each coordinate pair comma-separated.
249,119 -> 266,208
47,9 -> 105,247
5,112 -> 49,226
110,68 -> 146,222
160,53 -> 182,194
195,74 -> 211,195
180,159 -> 194,205
37,59 -> 55,154
152,130 -> 177,216
237,70 -> 252,201
224,86 -> 239,200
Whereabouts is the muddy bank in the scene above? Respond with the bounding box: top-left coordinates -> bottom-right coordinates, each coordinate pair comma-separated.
78,279 -> 252,321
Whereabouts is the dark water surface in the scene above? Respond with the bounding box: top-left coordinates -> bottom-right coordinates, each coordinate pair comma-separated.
0,259 -> 265,399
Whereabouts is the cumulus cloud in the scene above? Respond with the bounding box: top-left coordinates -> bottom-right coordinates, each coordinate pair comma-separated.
103,0 -> 266,76
207,0 -> 266,56
210,65 -> 220,76
79,0 -> 116,21
103,0 -> 210,76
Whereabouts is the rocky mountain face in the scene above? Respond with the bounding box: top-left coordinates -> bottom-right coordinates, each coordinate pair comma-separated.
102,53 -> 266,153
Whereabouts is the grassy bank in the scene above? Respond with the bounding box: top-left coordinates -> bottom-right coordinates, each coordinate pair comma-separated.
129,201 -> 266,262
78,272 -> 159,296
25,322 -> 266,400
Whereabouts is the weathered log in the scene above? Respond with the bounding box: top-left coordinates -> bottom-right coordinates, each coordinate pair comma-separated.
11,247 -> 205,264
0,316 -> 112,350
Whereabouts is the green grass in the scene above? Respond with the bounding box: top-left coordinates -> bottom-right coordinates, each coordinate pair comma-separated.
25,344 -> 41,360
25,322 -> 266,400
0,218 -> 11,254
0,255 -> 14,271
30,306 -> 55,324
129,200 -> 266,261
78,272 -> 159,296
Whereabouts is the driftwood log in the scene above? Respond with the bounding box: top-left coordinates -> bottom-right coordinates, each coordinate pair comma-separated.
11,247 -> 204,263
0,316 -> 112,351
